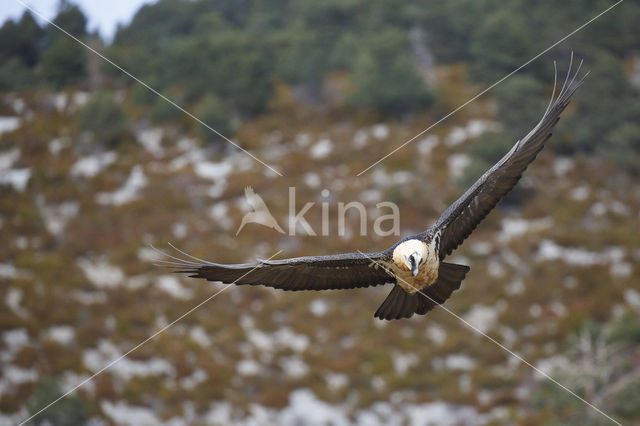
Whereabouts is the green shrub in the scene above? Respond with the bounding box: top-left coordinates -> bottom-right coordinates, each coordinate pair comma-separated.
0,58 -> 34,92
608,310 -> 640,344
39,37 -> 87,89
196,93 -> 231,141
348,29 -> 434,115
76,92 -> 129,145
613,381 -> 640,418
27,377 -> 90,426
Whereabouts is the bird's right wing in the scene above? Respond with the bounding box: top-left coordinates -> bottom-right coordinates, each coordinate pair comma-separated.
433,60 -> 585,259
156,247 -> 395,291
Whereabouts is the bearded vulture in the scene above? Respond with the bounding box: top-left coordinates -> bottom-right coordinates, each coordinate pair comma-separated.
157,61 -> 584,320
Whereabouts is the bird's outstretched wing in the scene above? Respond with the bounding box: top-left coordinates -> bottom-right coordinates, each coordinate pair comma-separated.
155,246 -> 394,291
433,59 -> 585,259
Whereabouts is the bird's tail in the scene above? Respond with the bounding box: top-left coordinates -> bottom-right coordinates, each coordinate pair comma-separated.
374,262 -> 470,320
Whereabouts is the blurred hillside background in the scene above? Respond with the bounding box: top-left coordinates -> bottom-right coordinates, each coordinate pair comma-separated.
1,0 -> 640,424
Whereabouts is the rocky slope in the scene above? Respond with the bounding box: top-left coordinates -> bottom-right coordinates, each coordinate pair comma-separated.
1,75 -> 639,425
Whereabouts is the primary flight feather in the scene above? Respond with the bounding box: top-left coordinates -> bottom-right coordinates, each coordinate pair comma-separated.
157,61 -> 584,320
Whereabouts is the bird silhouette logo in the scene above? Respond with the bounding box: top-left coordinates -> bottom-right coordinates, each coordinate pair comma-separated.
236,186 -> 285,235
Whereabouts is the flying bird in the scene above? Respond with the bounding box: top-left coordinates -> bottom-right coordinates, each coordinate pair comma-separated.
157,62 -> 584,320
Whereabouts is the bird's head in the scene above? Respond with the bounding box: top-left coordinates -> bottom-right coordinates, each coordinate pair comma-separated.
392,239 -> 429,277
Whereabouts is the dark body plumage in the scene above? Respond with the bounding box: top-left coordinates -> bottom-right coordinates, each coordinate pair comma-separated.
157,62 -> 584,320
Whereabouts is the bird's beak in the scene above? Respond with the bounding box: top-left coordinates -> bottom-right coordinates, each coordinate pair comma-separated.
411,263 -> 420,277
409,252 -> 422,277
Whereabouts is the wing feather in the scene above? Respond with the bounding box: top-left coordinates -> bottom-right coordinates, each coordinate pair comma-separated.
157,249 -> 395,291
433,60 -> 585,258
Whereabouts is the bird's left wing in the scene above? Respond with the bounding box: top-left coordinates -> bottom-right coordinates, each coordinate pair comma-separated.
157,249 -> 394,291
433,61 -> 585,259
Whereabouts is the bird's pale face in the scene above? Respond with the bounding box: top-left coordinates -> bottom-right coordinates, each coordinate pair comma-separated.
391,239 -> 440,293
392,239 -> 430,277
